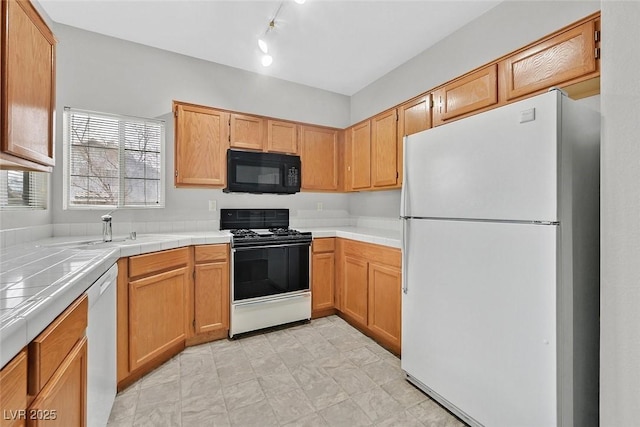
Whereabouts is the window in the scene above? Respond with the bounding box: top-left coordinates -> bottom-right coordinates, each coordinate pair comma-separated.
0,171 -> 47,210
63,108 -> 165,209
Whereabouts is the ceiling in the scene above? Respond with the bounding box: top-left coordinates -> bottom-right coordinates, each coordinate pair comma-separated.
37,0 -> 501,96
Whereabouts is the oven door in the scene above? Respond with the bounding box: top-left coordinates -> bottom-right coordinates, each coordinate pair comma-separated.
232,243 -> 310,302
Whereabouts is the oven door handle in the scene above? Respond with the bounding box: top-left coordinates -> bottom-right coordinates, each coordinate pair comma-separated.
234,291 -> 311,306
232,242 -> 311,251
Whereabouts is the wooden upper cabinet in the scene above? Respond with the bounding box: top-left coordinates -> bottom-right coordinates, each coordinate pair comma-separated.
433,64 -> 498,126
229,113 -> 264,151
299,125 -> 339,191
174,103 -> 228,187
266,120 -> 298,154
501,20 -> 597,102
348,121 -> 372,190
398,94 -> 432,137
371,109 -> 398,188
397,94 -> 432,187
1,0 -> 56,171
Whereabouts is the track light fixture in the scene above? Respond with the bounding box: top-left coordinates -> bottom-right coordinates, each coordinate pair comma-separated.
257,1 -> 305,67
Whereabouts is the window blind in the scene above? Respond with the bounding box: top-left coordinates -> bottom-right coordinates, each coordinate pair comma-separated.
63,108 -> 165,209
0,170 -> 47,210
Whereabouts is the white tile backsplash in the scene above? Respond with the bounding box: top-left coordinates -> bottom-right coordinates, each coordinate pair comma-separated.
0,212 -> 397,249
0,225 -> 52,249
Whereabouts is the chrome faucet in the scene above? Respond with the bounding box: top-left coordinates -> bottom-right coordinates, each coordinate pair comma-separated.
101,211 -> 114,242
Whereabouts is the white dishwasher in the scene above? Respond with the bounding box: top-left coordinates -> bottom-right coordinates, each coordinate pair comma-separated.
86,263 -> 117,427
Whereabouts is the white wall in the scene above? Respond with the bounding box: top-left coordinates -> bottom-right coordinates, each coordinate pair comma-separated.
600,1 -> 640,424
48,24 -> 351,229
350,1 -> 600,123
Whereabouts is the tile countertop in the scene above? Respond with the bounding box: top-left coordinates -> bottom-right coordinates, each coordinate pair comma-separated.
0,227 -> 400,368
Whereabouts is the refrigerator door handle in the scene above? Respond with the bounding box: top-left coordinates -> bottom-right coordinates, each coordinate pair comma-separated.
402,218 -> 409,294
400,135 -> 409,219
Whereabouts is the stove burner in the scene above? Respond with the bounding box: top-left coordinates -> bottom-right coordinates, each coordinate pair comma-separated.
268,227 -> 300,236
229,227 -> 312,248
231,229 -> 258,237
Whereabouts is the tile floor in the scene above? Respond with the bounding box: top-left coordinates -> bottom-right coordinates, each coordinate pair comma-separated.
107,315 -> 465,426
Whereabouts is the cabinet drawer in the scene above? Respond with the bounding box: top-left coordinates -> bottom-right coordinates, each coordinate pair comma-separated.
28,294 -> 87,395
313,238 -> 335,253
1,349 -> 27,427
195,245 -> 228,263
341,239 -> 401,269
129,247 -> 190,278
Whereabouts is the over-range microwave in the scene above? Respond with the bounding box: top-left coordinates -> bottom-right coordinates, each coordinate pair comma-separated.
224,149 -> 301,194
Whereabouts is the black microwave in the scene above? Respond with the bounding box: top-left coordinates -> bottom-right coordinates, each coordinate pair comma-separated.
224,149 -> 301,194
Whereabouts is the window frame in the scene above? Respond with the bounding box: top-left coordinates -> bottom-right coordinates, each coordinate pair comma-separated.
63,107 -> 166,210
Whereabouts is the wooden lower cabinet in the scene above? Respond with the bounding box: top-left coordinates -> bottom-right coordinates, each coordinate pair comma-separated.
27,338 -> 87,427
24,294 -> 88,427
311,238 -> 336,318
192,245 -> 230,343
128,267 -> 188,371
118,248 -> 190,387
341,256 -> 369,328
337,239 -> 402,354
0,349 -> 27,427
118,246 -> 230,388
368,263 -> 402,350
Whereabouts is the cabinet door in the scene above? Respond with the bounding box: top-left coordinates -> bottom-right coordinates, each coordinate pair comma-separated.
398,95 -> 432,187
368,263 -> 401,353
229,113 -> 264,151
433,64 -> 498,126
312,252 -> 335,315
28,337 -> 87,427
502,20 -> 597,101
267,120 -> 298,154
175,103 -> 228,187
342,256 -> 368,327
398,95 -> 432,137
300,126 -> 339,191
194,261 -> 229,335
128,267 -> 187,371
349,121 -> 371,190
2,0 -> 56,167
371,109 -> 398,188
1,349 -> 27,427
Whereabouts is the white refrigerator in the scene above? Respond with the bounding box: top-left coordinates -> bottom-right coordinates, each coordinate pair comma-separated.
400,90 -> 600,427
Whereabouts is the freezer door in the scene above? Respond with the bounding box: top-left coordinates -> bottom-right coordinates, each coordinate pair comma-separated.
402,219 -> 558,427
403,91 -> 560,222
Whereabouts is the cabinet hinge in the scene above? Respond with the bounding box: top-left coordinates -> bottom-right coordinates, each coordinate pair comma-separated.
430,98 -> 434,109
396,172 -> 399,179
175,170 -> 178,177
595,47 -> 601,60
396,112 -> 399,121
594,30 -> 601,43
174,109 -> 178,118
